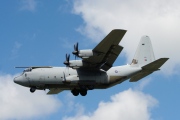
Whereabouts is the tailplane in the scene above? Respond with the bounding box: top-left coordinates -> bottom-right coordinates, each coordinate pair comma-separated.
130,58 -> 169,82
131,36 -> 155,67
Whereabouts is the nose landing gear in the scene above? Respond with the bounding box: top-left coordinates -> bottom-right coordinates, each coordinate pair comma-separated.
30,87 -> 36,93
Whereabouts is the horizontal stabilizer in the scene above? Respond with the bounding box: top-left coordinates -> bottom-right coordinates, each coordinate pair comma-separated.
142,58 -> 169,71
130,58 -> 169,82
47,88 -> 63,95
130,71 -> 153,82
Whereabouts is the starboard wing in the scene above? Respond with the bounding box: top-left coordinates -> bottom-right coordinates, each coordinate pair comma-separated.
83,29 -> 126,71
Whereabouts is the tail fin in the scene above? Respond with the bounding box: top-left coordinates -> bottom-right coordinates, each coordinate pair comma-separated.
131,36 -> 155,67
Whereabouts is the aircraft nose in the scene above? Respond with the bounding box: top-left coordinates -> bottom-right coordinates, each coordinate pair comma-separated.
14,77 -> 19,84
14,76 -> 29,87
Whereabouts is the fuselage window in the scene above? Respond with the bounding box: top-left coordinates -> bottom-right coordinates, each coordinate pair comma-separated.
25,74 -> 27,77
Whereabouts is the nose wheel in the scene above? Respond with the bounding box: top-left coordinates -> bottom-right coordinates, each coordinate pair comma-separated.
30,87 -> 36,93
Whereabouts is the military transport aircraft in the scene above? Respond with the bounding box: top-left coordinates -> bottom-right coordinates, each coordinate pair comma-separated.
14,29 -> 169,96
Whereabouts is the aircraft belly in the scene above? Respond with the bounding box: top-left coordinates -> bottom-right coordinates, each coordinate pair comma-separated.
109,76 -> 125,83
44,74 -> 109,89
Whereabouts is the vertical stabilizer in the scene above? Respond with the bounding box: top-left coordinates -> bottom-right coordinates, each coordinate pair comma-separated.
131,36 -> 155,67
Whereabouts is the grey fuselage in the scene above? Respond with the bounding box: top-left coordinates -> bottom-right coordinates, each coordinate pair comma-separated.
14,65 -> 141,90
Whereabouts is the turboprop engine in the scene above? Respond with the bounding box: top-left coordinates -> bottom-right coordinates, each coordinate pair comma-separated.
76,49 -> 93,59
68,60 -> 83,69
63,54 -> 83,69
72,42 -> 94,59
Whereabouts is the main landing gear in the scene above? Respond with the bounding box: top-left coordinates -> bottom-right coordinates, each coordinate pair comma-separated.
71,88 -> 87,96
71,85 -> 94,96
71,89 -> 79,96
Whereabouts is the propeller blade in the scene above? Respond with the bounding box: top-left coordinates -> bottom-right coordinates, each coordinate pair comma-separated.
72,42 -> 79,57
67,54 -> 70,62
64,54 -> 70,66
63,72 -> 66,82
76,42 -> 78,51
66,54 -> 68,61
74,44 -> 76,51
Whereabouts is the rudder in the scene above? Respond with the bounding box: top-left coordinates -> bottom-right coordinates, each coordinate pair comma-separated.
131,36 -> 155,67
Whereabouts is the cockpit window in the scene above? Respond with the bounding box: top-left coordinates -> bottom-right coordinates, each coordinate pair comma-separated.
23,68 -> 32,73
20,72 -> 24,76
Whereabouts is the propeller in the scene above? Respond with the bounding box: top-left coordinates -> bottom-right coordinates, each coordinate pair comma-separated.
72,42 -> 79,59
62,72 -> 66,82
63,54 -> 70,66
62,72 -> 71,84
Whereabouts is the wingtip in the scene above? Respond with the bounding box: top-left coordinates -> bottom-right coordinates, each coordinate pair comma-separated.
112,29 -> 127,32
161,58 -> 169,61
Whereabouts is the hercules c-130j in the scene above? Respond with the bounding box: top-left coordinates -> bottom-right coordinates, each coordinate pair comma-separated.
14,29 -> 169,96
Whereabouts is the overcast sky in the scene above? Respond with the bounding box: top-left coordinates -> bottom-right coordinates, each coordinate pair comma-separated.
0,0 -> 180,120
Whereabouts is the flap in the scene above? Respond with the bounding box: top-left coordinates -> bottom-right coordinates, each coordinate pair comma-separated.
101,45 -> 123,71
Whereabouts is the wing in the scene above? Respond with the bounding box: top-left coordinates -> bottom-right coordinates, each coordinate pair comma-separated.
83,29 -> 126,71
130,58 -> 169,82
47,88 -> 63,95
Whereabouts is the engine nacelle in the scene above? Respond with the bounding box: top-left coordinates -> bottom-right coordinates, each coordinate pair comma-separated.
78,49 -> 93,58
69,60 -> 83,69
